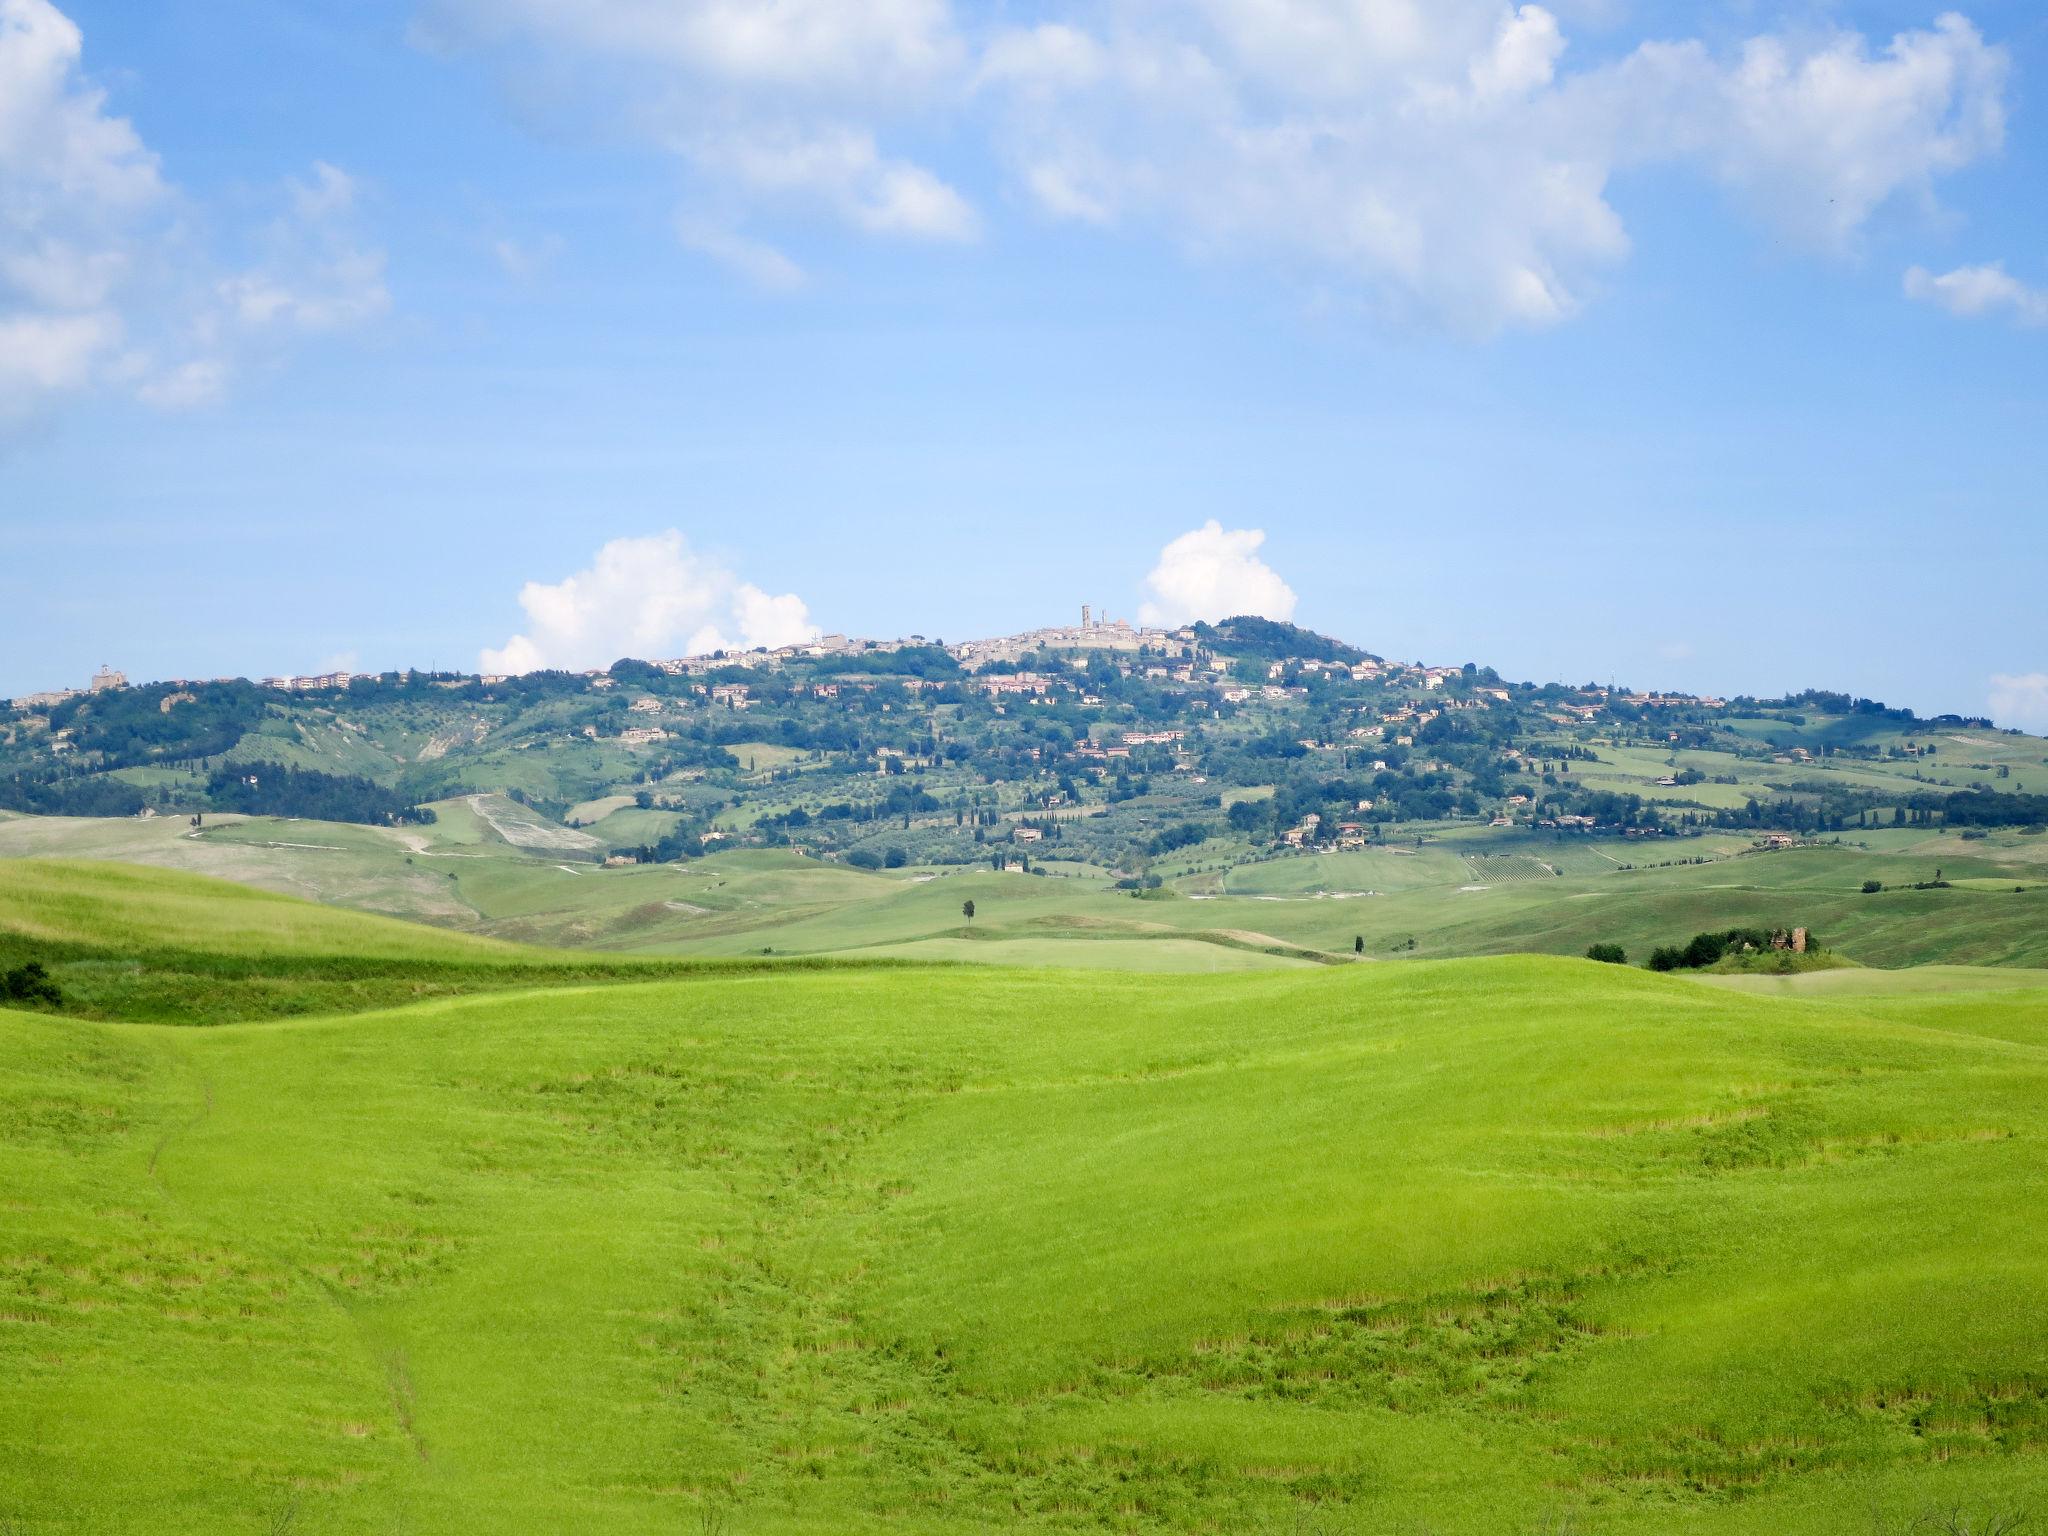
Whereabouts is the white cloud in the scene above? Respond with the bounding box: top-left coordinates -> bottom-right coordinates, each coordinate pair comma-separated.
134,355 -> 226,410
1137,520 -> 1297,627
416,0 -> 962,96
1989,673 -> 2048,734
1605,14 -> 2008,250
123,163 -> 390,408
418,2 -> 2011,329
0,1 -> 386,424
289,160 -> 361,220
977,25 -> 1105,99
0,0 -> 158,419
491,232 -> 564,282
481,531 -> 820,675
0,308 -> 118,402
689,127 -> 978,242
417,0 -> 976,263
0,0 -> 161,209
1904,262 -> 2048,326
675,217 -> 806,291
981,5 -> 2010,333
211,164 -> 390,337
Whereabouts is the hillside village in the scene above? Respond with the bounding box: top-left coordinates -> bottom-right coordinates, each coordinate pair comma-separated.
4,612 -> 2042,880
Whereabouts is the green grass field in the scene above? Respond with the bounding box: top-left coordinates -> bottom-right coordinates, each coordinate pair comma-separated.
8,807 -> 2048,981
4,865 -> 2047,1533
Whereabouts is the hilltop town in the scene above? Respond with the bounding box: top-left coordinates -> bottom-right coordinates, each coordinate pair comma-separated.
4,610 -> 2036,888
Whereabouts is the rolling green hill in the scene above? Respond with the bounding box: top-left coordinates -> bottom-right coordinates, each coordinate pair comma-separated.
7,808 -> 2044,977
4,869 -> 2048,1533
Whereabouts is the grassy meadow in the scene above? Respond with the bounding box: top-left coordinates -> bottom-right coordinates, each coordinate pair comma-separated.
4,864 -> 2048,1532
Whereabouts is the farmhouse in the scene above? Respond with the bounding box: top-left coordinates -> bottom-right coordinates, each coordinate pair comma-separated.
619,727 -> 669,745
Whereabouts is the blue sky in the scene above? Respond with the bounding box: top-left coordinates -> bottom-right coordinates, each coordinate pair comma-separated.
2,0 -> 2044,728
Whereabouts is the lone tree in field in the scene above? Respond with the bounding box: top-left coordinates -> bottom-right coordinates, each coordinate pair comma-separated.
1353,935 -> 1364,954
962,899 -> 975,922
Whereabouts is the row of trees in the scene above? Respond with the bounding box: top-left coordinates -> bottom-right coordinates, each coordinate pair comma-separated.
205,763 -> 436,825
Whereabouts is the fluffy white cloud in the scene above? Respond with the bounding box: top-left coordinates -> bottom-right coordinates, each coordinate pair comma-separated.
981,4 -> 2010,332
1989,673 -> 2048,734
419,2 -> 2010,327
1601,15 -> 2007,249
481,531 -> 820,675
1905,262 -> 2048,326
0,308 -> 118,402
0,0 -> 157,418
416,0 -> 977,270
689,127 -> 978,241
0,2 -> 386,423
1137,521 -> 1297,627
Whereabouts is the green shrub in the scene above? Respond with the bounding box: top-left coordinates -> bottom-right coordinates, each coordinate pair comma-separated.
1584,943 -> 1627,965
2,960 -> 63,1008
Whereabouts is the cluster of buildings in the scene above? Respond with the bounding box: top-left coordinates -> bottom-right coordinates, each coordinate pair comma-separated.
260,671 -> 353,693
949,610 -> 1197,670
8,662 -> 374,711
9,665 -> 129,711
649,633 -> 907,677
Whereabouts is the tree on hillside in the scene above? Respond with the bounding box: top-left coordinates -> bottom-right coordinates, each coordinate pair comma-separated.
1353,935 -> 1364,954
962,899 -> 975,922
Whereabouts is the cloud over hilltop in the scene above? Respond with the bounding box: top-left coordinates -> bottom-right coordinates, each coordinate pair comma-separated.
1138,521 -> 1296,627
480,531 -> 820,675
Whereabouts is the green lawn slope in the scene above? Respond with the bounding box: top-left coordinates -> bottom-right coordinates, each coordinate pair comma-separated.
4,881 -> 2047,1532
